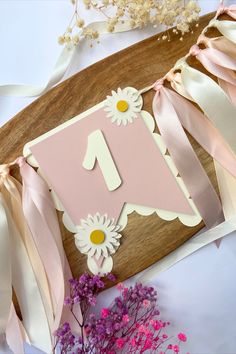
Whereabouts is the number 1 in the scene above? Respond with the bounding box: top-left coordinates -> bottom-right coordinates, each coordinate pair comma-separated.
83,130 -> 122,191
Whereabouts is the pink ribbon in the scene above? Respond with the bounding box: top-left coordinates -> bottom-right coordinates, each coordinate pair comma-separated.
14,157 -> 66,331
152,84 -> 224,229
0,158 -> 81,352
6,307 -> 25,354
216,3 -> 236,19
15,157 -> 82,333
190,37 -> 236,104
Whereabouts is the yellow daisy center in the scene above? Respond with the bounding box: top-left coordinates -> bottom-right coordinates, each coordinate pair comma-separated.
116,100 -> 129,112
90,230 -> 105,244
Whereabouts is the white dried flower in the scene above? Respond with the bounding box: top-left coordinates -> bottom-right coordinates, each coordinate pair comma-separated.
58,35 -> 65,45
76,18 -> 85,28
73,34 -> 80,45
59,0 -> 200,47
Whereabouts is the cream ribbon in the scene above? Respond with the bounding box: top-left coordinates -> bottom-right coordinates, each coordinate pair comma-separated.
6,307 -> 27,354
208,18 -> 236,44
5,200 -> 52,351
139,215 -> 236,283
0,20 -> 136,97
2,174 -> 54,331
152,85 -> 224,228
172,59 -> 236,156
0,168 -> 52,352
0,194 -> 12,353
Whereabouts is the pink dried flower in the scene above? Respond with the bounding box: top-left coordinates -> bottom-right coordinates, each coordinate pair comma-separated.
151,320 -> 162,330
116,338 -> 125,349
130,337 -> 136,347
143,338 -> 153,350
178,332 -> 187,342
143,299 -> 150,308
138,324 -> 147,333
64,296 -> 71,305
122,314 -> 130,323
107,273 -> 116,282
101,308 -> 110,318
123,287 -> 129,296
55,273 -> 188,354
116,282 -> 124,290
174,344 -> 180,352
138,324 -> 152,336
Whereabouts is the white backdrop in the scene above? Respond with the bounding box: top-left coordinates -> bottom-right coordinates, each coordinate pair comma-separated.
1,1 -> 236,353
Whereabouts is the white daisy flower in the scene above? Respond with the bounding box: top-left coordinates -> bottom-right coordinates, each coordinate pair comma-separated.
75,212 -> 121,260
104,87 -> 143,126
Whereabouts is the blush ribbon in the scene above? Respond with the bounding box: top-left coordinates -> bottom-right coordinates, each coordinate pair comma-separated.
152,85 -> 225,229
18,157 -> 81,332
0,164 -> 52,352
191,34 -> 236,224
190,36 -> 236,105
18,157 -> 66,331
163,26 -> 236,242
140,214 -> 236,283
216,3 -> 236,19
0,194 -> 13,352
171,59 -> 236,157
207,17 -> 236,45
0,190 -> 51,352
0,159 -> 78,352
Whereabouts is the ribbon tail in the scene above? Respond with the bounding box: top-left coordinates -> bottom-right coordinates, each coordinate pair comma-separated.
152,87 -> 223,230
208,38 -> 236,230
179,65 -> 236,156
211,19 -> 236,45
227,5 -> 236,19
3,193 -> 52,352
18,160 -> 69,330
139,215 -> 236,283
24,342 -> 47,354
6,306 -> 26,354
227,12 -> 236,20
172,62 -> 236,245
195,47 -> 236,106
0,194 -> 13,353
205,35 -> 236,58
218,79 -> 236,105
2,175 -> 55,332
165,86 -> 236,179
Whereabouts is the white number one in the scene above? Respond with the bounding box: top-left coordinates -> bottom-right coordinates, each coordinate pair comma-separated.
83,130 -> 122,191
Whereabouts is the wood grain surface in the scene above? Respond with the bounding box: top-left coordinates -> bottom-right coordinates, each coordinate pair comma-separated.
0,13 -> 224,284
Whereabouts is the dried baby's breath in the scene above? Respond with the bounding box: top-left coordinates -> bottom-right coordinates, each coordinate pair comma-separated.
59,0 -> 201,47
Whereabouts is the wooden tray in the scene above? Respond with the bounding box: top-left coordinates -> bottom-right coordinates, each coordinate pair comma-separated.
0,13 -> 221,283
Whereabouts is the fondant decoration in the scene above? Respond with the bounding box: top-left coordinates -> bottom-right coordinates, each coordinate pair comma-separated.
104,87 -> 143,126
75,213 -> 121,273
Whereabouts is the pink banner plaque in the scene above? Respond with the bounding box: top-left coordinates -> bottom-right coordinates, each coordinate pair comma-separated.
24,87 -> 201,273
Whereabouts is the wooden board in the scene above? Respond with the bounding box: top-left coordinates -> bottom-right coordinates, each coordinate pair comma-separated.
0,13 -> 222,283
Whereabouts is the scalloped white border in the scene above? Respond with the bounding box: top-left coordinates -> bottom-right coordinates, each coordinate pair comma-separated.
23,87 -> 201,234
